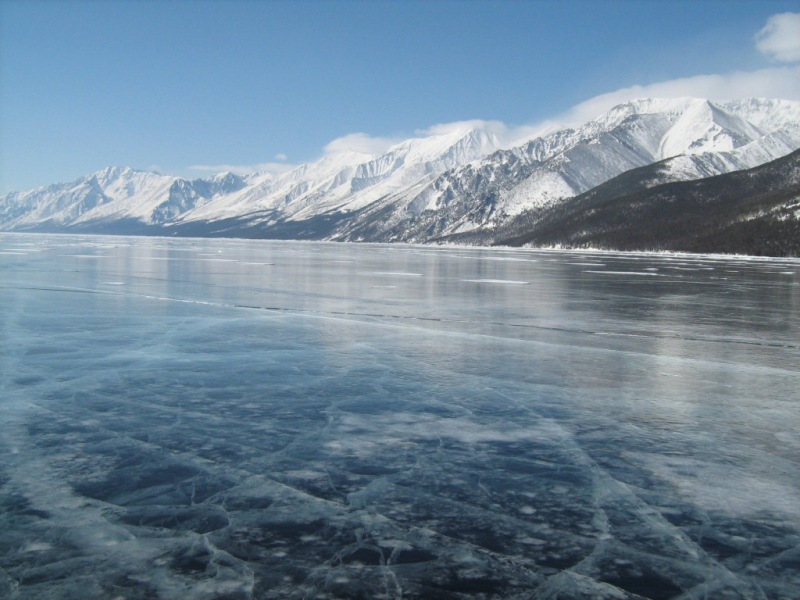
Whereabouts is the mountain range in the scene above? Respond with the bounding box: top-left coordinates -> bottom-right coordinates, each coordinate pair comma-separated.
2,97 -> 799,255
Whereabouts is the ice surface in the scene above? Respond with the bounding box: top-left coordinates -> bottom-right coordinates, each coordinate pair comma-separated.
1,233 -> 799,599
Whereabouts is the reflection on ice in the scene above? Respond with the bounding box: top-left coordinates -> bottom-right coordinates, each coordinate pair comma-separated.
462,279 -> 529,284
1,233 -> 799,599
584,270 -> 663,276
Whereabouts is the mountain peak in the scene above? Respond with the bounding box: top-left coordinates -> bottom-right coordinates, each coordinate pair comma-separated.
657,99 -> 765,159
380,123 -> 503,169
94,165 -> 133,180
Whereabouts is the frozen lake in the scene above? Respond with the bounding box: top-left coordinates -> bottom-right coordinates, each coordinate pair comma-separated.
1,233 -> 799,599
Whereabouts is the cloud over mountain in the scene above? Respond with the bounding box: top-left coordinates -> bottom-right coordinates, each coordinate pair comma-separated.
188,162 -> 298,176
755,12 -> 800,63
323,133 -> 401,158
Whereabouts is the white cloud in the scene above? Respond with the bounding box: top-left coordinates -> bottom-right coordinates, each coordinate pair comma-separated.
414,118 -> 556,148
417,119 -> 505,137
274,153 -> 288,161
539,14 -> 800,128
408,63 -> 800,150
320,120 -> 558,159
432,64 -> 799,150
323,132 -> 401,157
189,162 -> 297,176
475,13 -> 800,144
499,121 -> 564,148
552,65 -> 800,128
755,12 -> 800,63
321,67 -> 799,158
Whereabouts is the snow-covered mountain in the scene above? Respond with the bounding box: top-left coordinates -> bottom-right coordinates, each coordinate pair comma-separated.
1,97 -> 798,243
0,124 -> 502,233
176,125 -> 502,227
331,97 -> 800,242
0,167 -> 248,231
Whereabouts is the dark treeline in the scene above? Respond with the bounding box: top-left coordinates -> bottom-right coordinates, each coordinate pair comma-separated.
489,149 -> 800,257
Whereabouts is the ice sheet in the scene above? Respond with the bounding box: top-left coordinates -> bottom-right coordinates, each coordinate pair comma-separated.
1,233 -> 799,599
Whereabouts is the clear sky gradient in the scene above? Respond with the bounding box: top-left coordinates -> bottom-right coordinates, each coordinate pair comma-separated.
1,0 -> 799,193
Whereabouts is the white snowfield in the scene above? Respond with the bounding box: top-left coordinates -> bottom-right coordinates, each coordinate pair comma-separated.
1,97 -> 799,238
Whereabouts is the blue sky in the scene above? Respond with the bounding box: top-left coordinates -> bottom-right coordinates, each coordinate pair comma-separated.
1,0 -> 799,193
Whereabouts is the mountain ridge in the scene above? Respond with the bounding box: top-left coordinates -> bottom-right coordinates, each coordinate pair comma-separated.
2,97 -> 799,255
